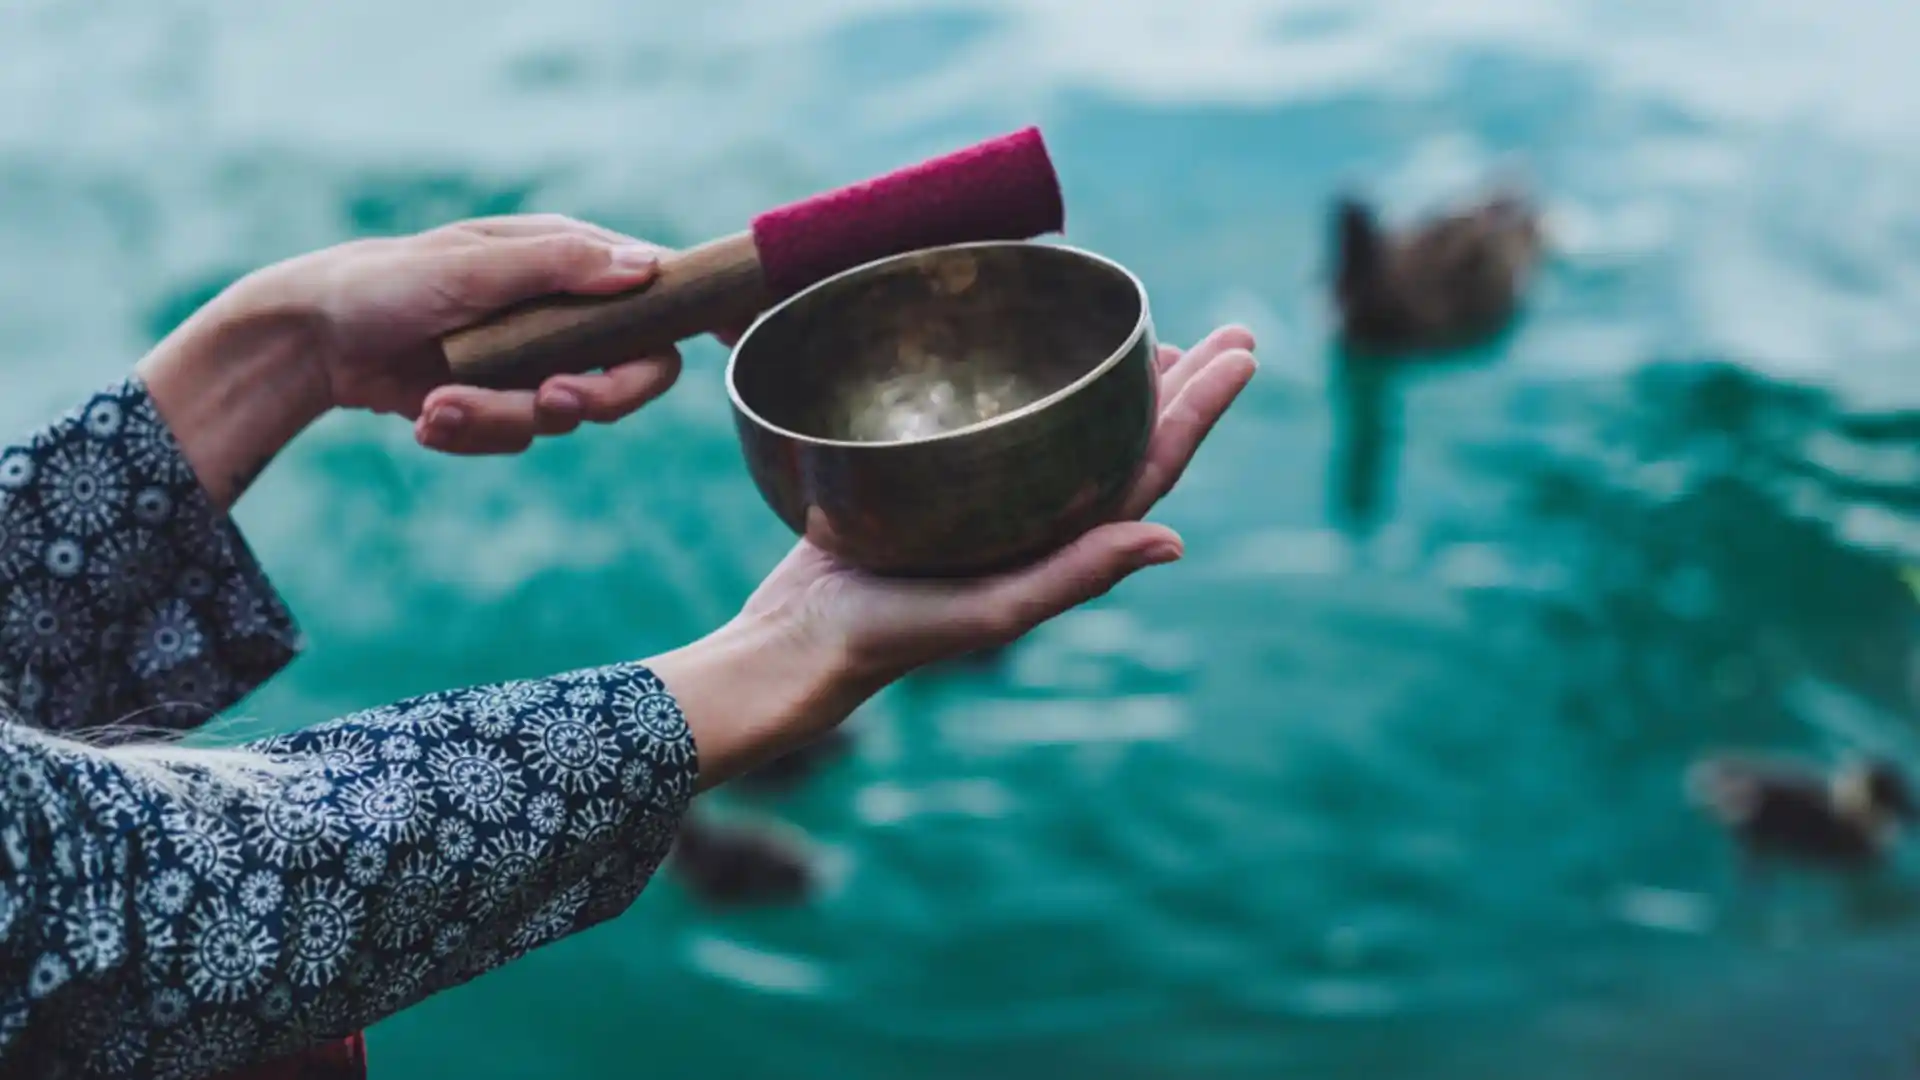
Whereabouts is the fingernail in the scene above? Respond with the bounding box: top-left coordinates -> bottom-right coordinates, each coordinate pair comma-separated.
609,246 -> 658,275
428,405 -> 465,435
540,388 -> 583,416
1137,540 -> 1184,567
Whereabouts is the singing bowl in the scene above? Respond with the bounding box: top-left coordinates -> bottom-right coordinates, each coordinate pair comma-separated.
726,240 -> 1158,577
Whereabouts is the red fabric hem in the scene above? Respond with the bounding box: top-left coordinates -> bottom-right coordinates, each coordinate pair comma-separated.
214,1031 -> 367,1080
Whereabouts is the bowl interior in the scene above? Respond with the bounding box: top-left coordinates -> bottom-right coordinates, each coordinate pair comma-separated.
730,242 -> 1145,445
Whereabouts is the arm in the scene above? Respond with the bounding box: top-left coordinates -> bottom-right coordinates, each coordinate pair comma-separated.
0,208 -> 675,737
0,658 -> 702,1078
0,598 -> 871,1079
0,219 -> 719,1079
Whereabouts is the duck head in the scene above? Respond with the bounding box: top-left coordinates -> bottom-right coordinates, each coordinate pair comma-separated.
672,815 -> 814,906
1832,757 -> 1919,839
1331,195 -> 1386,308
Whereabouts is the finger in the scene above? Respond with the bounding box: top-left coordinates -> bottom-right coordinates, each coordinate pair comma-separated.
443,213 -> 646,247
1122,347 -> 1258,520
413,407 -> 538,456
535,350 -> 683,425
1155,344 -> 1182,373
959,522 -> 1185,643
432,233 -> 660,315
1160,324 -> 1256,404
415,385 -> 571,452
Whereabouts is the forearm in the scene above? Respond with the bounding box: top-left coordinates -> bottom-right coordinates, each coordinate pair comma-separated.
135,278 -> 332,513
647,611 -> 876,791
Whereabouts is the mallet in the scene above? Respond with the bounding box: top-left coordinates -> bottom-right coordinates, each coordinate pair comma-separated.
439,127 -> 1067,389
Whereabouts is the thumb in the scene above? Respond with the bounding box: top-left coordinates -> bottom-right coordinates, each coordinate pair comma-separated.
968,522 -> 1184,642
430,234 -> 660,316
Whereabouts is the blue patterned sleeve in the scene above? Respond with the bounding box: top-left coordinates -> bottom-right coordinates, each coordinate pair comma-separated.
0,660 -> 698,1079
0,378 -> 302,734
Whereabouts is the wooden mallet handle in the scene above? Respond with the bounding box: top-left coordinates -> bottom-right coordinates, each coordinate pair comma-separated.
441,232 -> 767,389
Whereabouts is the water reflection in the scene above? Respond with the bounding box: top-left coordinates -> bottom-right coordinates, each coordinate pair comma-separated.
1463,361 -> 1920,926
1472,359 -> 1920,733
1327,337 -> 1512,543
1327,346 -> 1399,540
1407,357 -> 1920,1076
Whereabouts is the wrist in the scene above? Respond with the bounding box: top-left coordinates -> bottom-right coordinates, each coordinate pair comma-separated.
646,608 -> 876,792
135,273 -> 334,512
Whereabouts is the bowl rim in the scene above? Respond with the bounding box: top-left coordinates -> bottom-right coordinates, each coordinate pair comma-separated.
724,239 -> 1152,450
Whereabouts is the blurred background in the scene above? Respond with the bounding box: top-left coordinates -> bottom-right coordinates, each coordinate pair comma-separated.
5,0 -> 1920,1076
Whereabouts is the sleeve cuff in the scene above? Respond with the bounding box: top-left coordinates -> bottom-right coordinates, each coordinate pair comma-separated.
0,378 -> 303,733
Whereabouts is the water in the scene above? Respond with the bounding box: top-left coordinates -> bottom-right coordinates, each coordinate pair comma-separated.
5,1 -> 1920,1076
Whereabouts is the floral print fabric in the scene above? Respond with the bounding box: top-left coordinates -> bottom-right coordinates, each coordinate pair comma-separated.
0,381 -> 302,736
0,379 -> 698,1078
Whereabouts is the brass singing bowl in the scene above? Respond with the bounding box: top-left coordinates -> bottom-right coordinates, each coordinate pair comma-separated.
726,240 -> 1158,577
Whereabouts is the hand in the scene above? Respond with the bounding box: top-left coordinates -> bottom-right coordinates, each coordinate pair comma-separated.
139,214 -> 722,509
757,325 -> 1258,676
650,327 -> 1258,786
234,214 -> 691,455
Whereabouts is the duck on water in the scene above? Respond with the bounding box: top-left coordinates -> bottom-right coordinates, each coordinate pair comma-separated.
1330,187 -> 1545,357
1687,755 -> 1920,870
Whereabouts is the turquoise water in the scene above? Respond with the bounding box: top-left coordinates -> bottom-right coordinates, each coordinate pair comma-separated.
6,1 -> 1920,1076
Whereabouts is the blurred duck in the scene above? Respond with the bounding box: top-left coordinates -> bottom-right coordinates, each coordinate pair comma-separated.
1687,755 -> 1919,868
734,728 -> 855,795
733,648 -> 1014,797
670,812 -> 814,906
935,644 -> 1010,672
1331,187 -> 1544,356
